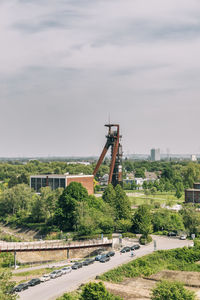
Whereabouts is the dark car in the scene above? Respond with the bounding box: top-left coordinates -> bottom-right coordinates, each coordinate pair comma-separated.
95,253 -> 106,261
83,259 -> 90,266
106,251 -> 115,257
99,255 -> 110,263
28,278 -> 41,286
168,231 -> 177,237
83,258 -> 95,265
72,262 -> 83,270
131,244 -> 140,250
120,246 -> 131,253
13,283 -> 29,292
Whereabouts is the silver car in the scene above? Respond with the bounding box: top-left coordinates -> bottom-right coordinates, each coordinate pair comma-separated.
40,274 -> 51,282
61,267 -> 72,275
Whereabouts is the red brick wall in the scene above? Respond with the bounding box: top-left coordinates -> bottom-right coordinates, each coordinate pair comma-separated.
67,176 -> 94,195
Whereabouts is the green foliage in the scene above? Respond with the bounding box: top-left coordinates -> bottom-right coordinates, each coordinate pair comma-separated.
151,280 -> 196,300
114,185 -> 131,220
80,282 -> 122,300
152,210 -> 185,232
180,206 -> 200,236
132,205 -> 152,237
0,270 -> 17,300
56,182 -> 89,231
139,234 -> 152,245
99,244 -> 200,283
102,184 -> 116,207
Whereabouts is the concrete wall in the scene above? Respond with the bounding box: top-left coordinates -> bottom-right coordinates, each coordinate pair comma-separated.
16,245 -> 111,264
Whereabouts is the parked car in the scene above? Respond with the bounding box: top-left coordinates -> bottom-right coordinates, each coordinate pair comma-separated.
83,259 -> 91,266
40,274 -> 51,282
61,267 -> 72,274
50,271 -> 60,279
131,244 -> 140,250
100,255 -> 110,263
95,253 -> 106,261
13,283 -> 29,292
28,278 -> 41,286
72,262 -> 83,270
87,258 -> 95,264
106,251 -> 115,257
168,232 -> 177,237
180,235 -> 187,240
120,246 -> 131,253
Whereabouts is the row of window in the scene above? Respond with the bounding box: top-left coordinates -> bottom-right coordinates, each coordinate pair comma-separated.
31,177 -> 66,192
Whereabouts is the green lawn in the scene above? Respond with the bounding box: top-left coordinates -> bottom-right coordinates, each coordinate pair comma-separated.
127,191 -> 184,206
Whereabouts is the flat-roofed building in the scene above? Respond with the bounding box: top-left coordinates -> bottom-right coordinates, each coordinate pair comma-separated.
30,174 -> 94,194
185,182 -> 200,203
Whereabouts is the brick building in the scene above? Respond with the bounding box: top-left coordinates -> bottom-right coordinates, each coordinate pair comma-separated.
30,174 -> 94,194
185,182 -> 200,203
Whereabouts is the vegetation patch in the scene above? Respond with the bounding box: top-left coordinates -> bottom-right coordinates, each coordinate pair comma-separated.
99,243 -> 200,283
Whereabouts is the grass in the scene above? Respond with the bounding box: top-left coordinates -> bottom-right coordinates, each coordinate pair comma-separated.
13,267 -> 56,277
99,244 -> 200,283
128,191 -> 184,206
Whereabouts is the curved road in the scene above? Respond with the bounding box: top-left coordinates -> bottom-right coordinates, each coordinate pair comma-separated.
19,236 -> 192,300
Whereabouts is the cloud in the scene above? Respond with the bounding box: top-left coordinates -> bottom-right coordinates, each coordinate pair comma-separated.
0,0 -> 200,155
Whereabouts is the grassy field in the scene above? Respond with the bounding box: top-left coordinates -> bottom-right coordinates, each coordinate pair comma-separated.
127,191 -> 184,206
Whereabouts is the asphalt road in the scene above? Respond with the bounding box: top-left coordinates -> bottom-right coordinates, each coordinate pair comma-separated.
19,236 -> 192,300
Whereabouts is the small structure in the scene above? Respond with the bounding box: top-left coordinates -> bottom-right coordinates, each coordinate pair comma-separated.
185,183 -> 200,203
30,174 -> 94,194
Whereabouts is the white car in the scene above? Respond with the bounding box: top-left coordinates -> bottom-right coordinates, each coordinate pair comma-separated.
50,271 -> 59,279
61,267 -> 72,275
180,235 -> 187,240
40,274 -> 51,282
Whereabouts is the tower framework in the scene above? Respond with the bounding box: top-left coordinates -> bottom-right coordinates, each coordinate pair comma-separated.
93,124 -> 123,186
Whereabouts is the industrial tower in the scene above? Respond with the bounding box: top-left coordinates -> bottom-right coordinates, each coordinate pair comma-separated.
93,124 -> 123,186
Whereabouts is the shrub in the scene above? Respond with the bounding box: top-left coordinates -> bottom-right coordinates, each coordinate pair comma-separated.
151,280 -> 196,300
122,232 -> 136,238
80,282 -> 121,300
139,235 -> 152,245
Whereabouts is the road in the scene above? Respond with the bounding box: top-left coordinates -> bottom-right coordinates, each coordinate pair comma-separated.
19,236 -> 192,300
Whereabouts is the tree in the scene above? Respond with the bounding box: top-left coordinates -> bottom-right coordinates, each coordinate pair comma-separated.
56,182 -> 89,231
132,205 -> 152,238
80,282 -> 121,300
0,184 -> 33,216
102,184 -> 116,207
152,209 -> 184,232
175,182 -> 184,199
180,206 -> 200,236
8,175 -> 18,188
0,270 -> 17,300
114,185 -> 131,220
151,280 -> 195,300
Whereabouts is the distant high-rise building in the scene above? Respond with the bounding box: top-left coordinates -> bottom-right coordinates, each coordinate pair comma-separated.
151,148 -> 160,161
191,155 -> 197,162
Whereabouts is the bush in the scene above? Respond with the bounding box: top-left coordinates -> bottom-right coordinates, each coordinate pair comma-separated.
80,282 -> 122,300
151,280 -> 196,300
122,232 -> 136,238
139,235 -> 152,245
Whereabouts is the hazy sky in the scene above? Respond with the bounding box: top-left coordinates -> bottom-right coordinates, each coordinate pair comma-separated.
1,0 -> 200,157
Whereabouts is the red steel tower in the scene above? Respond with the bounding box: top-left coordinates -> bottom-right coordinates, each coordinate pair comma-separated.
93,124 -> 123,186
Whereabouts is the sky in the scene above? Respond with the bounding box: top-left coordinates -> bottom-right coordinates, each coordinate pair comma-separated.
1,0 -> 200,157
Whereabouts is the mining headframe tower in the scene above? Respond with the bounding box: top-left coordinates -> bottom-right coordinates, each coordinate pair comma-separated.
93,124 -> 123,187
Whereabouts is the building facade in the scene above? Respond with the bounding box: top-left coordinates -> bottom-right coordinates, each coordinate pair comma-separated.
185,182 -> 200,203
150,148 -> 160,161
30,174 -> 94,194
